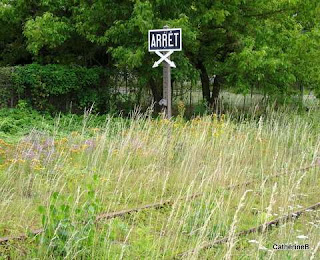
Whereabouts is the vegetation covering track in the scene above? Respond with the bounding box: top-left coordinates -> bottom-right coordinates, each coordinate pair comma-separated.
0,164 -> 317,246
176,202 -> 320,258
0,229 -> 43,245
1,1 -> 320,258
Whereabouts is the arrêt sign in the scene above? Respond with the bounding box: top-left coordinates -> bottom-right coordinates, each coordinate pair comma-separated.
148,28 -> 182,52
148,27 -> 182,119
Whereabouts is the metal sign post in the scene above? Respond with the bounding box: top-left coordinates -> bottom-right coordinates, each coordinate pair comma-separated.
148,26 -> 182,118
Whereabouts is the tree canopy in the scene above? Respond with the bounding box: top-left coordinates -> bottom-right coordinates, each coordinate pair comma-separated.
1,0 -> 319,107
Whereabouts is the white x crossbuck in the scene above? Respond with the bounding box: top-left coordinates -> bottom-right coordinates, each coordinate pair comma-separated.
152,51 -> 176,68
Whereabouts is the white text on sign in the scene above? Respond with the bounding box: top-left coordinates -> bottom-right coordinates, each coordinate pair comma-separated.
148,28 -> 182,52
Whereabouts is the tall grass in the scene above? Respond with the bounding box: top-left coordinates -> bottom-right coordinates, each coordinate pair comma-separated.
0,107 -> 319,259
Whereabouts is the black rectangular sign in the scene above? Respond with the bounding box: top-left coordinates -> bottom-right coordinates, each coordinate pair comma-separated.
148,28 -> 182,52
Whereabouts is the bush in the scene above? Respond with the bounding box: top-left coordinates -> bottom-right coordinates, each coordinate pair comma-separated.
38,185 -> 100,258
0,64 -> 117,113
11,64 -> 110,113
0,67 -> 15,108
0,104 -> 53,139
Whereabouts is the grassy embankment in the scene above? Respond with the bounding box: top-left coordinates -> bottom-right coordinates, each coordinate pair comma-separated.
0,106 -> 319,259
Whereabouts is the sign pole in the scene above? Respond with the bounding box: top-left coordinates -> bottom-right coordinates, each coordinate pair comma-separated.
163,25 -> 172,119
148,26 -> 181,118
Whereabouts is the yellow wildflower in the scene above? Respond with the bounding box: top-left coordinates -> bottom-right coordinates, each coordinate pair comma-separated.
90,128 -> 100,133
71,131 -> 79,137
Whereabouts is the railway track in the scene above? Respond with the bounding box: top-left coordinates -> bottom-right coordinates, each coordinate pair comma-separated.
0,164 -> 318,245
176,202 -> 320,258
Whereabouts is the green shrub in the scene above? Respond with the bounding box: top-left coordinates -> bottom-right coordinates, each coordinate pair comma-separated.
1,64 -> 146,115
38,181 -> 101,258
0,67 -> 14,108
11,64 -> 109,113
0,105 -> 49,135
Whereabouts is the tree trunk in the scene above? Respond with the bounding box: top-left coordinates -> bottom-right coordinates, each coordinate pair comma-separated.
197,61 -> 222,112
197,62 -> 211,104
299,81 -> 304,106
211,75 -> 221,110
149,77 -> 162,113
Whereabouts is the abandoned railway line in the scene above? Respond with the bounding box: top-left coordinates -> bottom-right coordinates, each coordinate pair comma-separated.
0,163 -> 319,253
176,202 -> 320,258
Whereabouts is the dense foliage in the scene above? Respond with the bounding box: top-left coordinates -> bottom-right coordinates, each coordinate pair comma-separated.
0,64 -> 113,112
13,64 -> 107,111
0,0 -> 319,111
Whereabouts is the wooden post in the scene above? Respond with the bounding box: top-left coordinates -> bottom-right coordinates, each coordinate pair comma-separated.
163,25 -> 172,119
149,26 -> 180,117
163,56 -> 172,118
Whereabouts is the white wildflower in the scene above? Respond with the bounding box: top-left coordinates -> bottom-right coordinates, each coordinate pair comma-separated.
258,245 -> 268,251
296,235 -> 308,239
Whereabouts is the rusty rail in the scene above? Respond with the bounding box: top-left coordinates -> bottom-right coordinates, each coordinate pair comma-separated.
176,202 -> 320,258
0,164 -> 318,245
